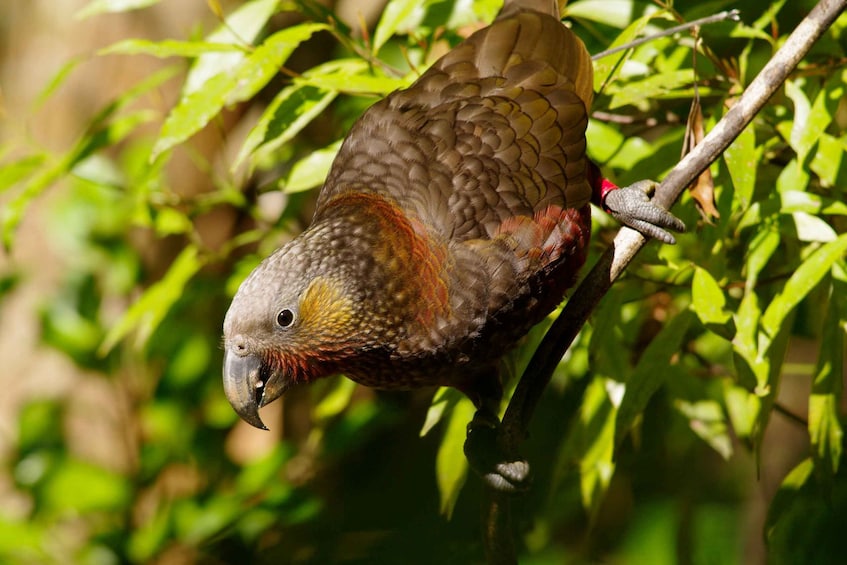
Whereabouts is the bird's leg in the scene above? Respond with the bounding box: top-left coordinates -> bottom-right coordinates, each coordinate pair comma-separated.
463,385 -> 531,494
588,162 -> 685,244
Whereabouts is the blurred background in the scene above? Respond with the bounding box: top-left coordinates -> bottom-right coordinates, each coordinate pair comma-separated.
1,0 -> 845,563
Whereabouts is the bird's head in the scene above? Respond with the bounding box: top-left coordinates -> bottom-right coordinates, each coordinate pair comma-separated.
222,228 -> 367,430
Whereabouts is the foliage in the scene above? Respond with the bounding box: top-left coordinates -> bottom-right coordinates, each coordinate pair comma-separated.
1,0 -> 845,562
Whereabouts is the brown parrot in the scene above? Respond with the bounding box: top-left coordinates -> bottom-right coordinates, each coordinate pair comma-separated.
223,0 -> 683,466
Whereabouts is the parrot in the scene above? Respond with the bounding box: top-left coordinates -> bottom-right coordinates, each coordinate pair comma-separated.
222,0 -> 683,476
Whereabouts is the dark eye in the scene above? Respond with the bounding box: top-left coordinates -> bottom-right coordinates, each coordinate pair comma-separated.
276,308 -> 295,328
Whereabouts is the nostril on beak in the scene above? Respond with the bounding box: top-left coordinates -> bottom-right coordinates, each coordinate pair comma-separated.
231,335 -> 249,356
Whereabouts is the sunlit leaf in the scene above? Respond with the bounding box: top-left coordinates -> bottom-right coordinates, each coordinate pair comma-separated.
236,82 -> 337,171
809,283 -> 845,475
280,139 -> 343,193
674,399 -> 733,459
184,0 -> 281,94
76,0 -> 161,19
608,70 -> 695,110
723,123 -> 758,209
99,39 -> 242,58
152,23 -> 326,160
792,211 -> 837,242
760,234 -> 847,342
100,245 -> 205,354
435,391 -> 475,518
723,383 -> 761,439
0,154 -> 46,194
313,377 -> 357,421
373,0 -> 425,54
691,266 -> 732,328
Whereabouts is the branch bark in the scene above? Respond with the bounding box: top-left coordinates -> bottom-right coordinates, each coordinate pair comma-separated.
484,0 -> 847,562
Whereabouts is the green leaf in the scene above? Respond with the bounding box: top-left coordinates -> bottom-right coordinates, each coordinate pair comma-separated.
785,76 -> 839,165
691,266 -> 732,328
760,234 -> 847,342
373,0 -> 424,54
723,383 -> 761,440
76,0 -> 160,19
280,139 -> 343,193
608,70 -> 695,110
42,458 -> 130,514
184,0 -> 281,95
744,223 -> 780,287
810,132 -> 847,188
421,387 -> 458,437
554,377 -> 619,520
809,283 -> 845,475
565,0 -> 647,29
434,391 -> 475,518
225,23 -> 330,104
99,39 -> 242,58
723,123 -> 758,209
0,155 -> 46,194
313,377 -> 357,421
674,399 -> 733,459
100,245 -> 205,354
153,23 -> 326,160
236,82 -> 337,171
792,211 -> 837,243
587,13 -> 653,91
616,309 -> 694,445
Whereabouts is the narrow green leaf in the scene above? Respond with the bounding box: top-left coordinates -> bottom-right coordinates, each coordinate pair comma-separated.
792,211 -> 837,243
100,245 -> 205,354
723,382 -> 761,439
810,133 -> 847,188
691,267 -> 732,327
434,392 -> 475,518
744,223 -> 780,286
76,0 -> 160,19
280,139 -> 343,193
421,387 -> 459,437
608,70 -> 694,110
723,123 -> 757,209
153,23 -> 325,161
775,156 -> 810,193
225,23 -> 329,104
99,39 -> 242,58
786,76 -> 840,165
779,190 -> 847,216
0,155 -> 47,194
588,13 -> 653,92
615,309 -> 694,445
674,399 -> 733,459
236,83 -> 337,171
32,57 -> 85,112
184,0 -> 281,95
809,283 -> 845,474
565,0 -> 645,29
313,378 -> 357,421
760,234 -> 847,341
557,377 -> 618,520
372,0 -> 424,54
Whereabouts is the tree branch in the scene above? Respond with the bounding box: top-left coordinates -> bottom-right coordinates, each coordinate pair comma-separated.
484,0 -> 847,561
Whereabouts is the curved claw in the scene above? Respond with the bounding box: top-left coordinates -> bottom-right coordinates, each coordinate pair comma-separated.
603,180 -> 686,244
464,410 -> 531,494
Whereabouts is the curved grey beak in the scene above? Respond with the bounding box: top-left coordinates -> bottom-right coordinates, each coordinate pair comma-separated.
223,348 -> 269,430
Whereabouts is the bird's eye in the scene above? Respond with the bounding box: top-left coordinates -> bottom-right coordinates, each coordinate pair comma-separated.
276,308 -> 296,328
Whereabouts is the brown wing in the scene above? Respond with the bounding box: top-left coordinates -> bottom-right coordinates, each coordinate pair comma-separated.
318,10 -> 593,242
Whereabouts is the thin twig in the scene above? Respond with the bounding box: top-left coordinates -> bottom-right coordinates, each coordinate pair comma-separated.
591,10 -> 741,61
483,0 -> 847,561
